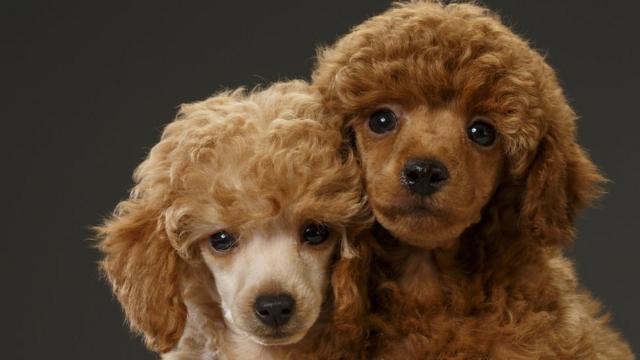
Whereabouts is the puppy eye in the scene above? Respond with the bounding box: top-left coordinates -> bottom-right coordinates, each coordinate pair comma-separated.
467,119 -> 497,146
368,109 -> 398,134
209,231 -> 237,252
301,223 -> 330,245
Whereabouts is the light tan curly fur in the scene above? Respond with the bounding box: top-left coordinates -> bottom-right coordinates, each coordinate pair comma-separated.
96,80 -> 372,359
312,1 -> 634,358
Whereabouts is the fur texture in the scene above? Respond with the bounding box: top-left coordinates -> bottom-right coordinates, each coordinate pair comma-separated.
96,81 -> 372,359
312,1 -> 634,358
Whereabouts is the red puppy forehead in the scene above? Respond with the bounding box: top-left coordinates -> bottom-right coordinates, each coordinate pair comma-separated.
317,2 -> 555,171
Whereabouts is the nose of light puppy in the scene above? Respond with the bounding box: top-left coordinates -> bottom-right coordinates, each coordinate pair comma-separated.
253,293 -> 296,327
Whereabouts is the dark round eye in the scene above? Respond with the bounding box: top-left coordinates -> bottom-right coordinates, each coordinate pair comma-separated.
368,109 -> 398,134
209,231 -> 237,252
301,223 -> 330,245
467,120 -> 497,146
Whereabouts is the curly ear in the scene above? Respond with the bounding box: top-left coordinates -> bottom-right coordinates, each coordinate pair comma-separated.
520,116 -> 606,246
96,117 -> 193,352
95,90 -> 255,353
319,229 -> 370,354
97,199 -> 186,353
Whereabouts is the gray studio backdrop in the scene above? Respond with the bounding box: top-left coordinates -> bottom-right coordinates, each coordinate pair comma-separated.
2,1 -> 637,359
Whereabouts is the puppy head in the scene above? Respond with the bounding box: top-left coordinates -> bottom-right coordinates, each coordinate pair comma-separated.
97,80 -> 370,352
313,2 -> 604,249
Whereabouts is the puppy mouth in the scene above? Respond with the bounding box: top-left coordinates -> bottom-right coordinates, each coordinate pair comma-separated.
374,196 -> 445,219
250,329 -> 305,346
396,203 -> 438,216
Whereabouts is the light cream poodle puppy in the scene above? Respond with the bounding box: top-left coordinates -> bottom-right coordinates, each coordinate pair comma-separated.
96,80 -> 371,359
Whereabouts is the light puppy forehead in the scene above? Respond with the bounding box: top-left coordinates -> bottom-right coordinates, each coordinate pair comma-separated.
164,82 -> 364,250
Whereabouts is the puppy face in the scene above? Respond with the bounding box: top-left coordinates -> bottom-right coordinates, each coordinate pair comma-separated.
352,104 -> 503,248
184,132 -> 358,345
158,81 -> 367,346
312,2 -> 582,249
199,221 -> 338,345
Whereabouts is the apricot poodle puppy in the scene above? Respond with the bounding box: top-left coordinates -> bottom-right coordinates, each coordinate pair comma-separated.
313,1 -> 633,358
97,81 -> 371,359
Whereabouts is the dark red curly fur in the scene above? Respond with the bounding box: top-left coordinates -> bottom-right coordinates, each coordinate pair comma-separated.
312,1 -> 634,358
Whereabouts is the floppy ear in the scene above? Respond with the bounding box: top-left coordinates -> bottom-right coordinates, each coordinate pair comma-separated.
96,116 -> 198,353
97,198 -> 186,353
96,90 -> 253,353
519,108 -> 605,246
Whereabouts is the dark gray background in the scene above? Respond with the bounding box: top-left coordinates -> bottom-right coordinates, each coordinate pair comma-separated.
2,1 -> 638,359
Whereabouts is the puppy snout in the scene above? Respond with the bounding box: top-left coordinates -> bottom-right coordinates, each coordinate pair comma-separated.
401,159 -> 449,196
254,293 -> 295,327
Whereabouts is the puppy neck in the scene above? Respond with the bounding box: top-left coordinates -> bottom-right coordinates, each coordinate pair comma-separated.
370,223 -> 460,302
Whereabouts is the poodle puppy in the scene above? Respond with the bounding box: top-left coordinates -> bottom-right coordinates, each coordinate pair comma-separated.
312,1 -> 633,358
97,81 -> 371,359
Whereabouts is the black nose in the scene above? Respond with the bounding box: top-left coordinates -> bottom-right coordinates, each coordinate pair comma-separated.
401,159 -> 449,196
254,294 -> 295,327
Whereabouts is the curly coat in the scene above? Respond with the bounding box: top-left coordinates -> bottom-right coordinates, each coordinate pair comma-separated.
312,1 -> 633,358
96,81 -> 372,359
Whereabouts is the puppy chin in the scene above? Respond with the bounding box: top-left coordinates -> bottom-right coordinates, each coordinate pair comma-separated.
374,207 -> 464,249
238,311 -> 318,347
